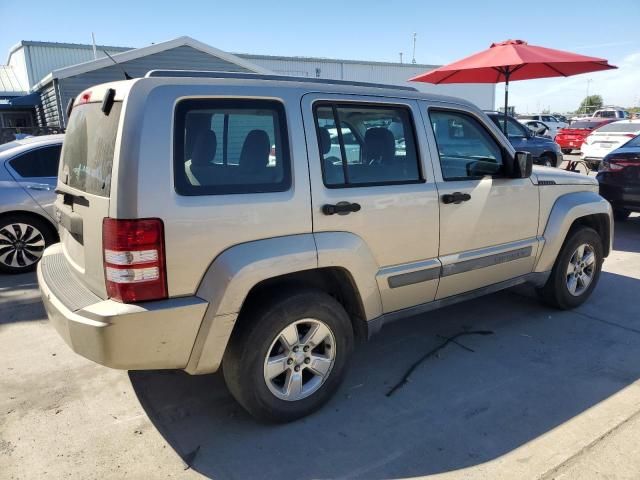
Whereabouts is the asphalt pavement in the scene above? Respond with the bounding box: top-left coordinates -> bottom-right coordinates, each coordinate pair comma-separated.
1,169 -> 639,479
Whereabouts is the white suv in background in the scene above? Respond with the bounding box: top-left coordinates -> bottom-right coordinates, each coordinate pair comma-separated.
517,114 -> 568,138
592,108 -> 630,120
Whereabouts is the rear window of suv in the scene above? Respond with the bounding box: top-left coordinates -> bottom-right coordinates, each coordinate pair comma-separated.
174,99 -> 291,196
60,102 -> 122,197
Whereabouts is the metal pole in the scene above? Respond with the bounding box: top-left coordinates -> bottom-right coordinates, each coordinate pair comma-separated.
503,68 -> 510,135
412,33 -> 417,64
91,32 -> 97,60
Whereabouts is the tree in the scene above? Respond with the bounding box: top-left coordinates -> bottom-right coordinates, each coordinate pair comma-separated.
578,95 -> 603,114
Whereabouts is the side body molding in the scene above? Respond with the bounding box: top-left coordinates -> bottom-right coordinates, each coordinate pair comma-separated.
314,232 -> 383,321
535,191 -> 613,273
186,234 -> 318,374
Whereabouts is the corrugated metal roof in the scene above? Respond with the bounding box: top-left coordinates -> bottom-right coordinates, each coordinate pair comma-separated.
12,42 -> 132,88
31,36 -> 271,90
236,52 -> 438,69
0,65 -> 27,95
6,40 -> 131,63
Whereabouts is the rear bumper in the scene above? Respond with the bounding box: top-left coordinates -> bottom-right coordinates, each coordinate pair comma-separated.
598,178 -> 640,210
555,138 -> 583,149
37,244 -> 208,370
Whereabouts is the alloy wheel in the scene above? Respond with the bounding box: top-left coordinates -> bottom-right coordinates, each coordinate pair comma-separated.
566,243 -> 596,296
0,223 -> 46,269
263,318 -> 336,401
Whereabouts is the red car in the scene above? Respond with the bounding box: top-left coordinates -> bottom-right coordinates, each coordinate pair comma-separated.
555,119 -> 616,154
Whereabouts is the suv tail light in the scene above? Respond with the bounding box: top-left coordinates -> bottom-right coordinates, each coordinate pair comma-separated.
102,218 -> 168,303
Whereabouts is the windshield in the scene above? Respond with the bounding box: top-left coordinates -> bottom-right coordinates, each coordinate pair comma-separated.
60,102 -> 122,196
595,122 -> 640,133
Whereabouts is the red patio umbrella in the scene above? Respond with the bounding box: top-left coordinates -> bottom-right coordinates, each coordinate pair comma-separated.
410,40 -> 617,133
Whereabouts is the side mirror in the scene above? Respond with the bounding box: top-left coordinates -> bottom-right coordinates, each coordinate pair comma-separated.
512,151 -> 533,178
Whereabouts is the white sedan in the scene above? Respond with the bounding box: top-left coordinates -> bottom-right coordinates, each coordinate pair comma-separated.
580,120 -> 640,169
518,120 -> 553,139
517,114 -> 567,138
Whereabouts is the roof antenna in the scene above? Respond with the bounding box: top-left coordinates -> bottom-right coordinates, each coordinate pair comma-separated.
103,50 -> 133,80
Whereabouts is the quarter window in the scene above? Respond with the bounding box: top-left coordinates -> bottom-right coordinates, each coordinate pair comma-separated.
174,99 -> 291,196
430,110 -> 504,181
314,103 -> 421,187
10,145 -> 61,178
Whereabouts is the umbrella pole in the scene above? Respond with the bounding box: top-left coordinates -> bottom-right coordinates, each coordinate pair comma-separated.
503,68 -> 510,135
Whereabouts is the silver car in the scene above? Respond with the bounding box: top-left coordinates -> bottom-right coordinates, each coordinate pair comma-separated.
0,135 -> 62,273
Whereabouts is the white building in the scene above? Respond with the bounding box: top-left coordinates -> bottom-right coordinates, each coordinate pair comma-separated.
0,36 -> 494,131
237,53 -> 494,109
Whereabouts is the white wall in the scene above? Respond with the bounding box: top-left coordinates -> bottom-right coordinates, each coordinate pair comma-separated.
7,47 -> 29,92
241,56 -> 495,110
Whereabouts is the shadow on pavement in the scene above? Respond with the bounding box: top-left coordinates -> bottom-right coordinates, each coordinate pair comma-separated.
0,271 -> 45,324
613,214 -> 640,254
130,271 -> 640,480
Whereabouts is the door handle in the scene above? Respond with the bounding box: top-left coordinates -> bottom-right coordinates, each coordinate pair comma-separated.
322,202 -> 361,215
441,192 -> 471,204
27,185 -> 52,191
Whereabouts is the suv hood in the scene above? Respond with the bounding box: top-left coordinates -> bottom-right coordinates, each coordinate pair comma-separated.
531,166 -> 598,186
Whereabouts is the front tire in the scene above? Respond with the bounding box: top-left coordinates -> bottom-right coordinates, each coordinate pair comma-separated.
223,289 -> 354,423
0,214 -> 56,274
538,227 -> 603,309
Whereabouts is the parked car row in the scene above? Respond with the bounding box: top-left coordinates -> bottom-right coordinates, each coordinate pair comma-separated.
581,120 -> 640,170
555,119 -> 616,154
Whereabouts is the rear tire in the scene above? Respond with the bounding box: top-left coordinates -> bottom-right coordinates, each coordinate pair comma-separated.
613,209 -> 631,221
561,148 -> 573,155
0,214 -> 56,274
223,288 -> 354,423
541,153 -> 556,167
538,227 -> 603,309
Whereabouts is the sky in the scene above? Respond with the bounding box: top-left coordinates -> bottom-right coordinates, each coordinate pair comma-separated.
1,0 -> 639,113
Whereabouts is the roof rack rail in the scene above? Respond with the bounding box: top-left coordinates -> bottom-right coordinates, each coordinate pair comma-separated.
144,69 -> 418,92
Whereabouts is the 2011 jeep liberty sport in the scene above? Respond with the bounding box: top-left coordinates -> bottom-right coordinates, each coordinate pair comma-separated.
38,71 -> 613,422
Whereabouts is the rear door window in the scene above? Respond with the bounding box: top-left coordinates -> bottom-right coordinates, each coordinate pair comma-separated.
9,145 -> 61,178
313,103 -> 421,187
174,99 -> 290,195
60,102 -> 122,196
